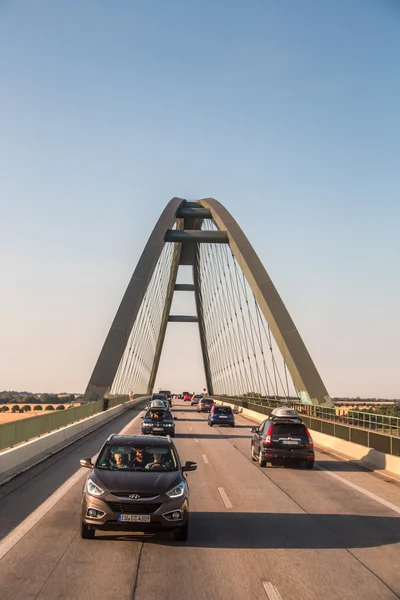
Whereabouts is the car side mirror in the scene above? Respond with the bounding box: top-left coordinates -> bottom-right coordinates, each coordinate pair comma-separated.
80,458 -> 93,468
140,415 -> 144,419
182,461 -> 197,472
174,416 -> 177,420
250,427 -> 257,433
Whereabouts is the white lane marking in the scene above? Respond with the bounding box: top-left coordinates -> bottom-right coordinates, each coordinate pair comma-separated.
315,465 -> 400,515
188,426 -> 193,431
262,581 -> 283,600
0,467 -> 86,561
194,438 -> 199,444
202,454 -> 209,464
0,410 -> 144,561
218,487 -> 232,508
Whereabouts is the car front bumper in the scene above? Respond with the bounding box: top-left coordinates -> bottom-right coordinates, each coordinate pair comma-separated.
141,426 -> 175,435
82,496 -> 189,531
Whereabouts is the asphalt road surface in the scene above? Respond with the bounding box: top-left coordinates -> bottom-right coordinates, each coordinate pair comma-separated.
1,400 -> 400,600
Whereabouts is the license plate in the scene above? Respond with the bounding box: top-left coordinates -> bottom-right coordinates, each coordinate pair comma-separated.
118,514 -> 151,522
153,428 -> 163,432
219,416 -> 227,418
283,440 -> 299,445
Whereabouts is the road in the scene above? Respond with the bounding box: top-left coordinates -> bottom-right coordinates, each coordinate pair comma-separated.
1,400 -> 400,600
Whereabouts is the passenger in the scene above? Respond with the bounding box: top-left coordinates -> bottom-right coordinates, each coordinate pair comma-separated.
112,452 -> 130,469
131,448 -> 145,467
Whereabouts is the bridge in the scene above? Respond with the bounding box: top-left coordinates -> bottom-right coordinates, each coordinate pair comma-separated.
1,198 -> 400,600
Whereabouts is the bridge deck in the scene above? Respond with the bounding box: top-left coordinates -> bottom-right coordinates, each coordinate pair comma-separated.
0,400 -> 399,600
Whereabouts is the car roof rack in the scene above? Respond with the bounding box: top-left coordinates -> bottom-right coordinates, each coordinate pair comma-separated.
269,415 -> 303,423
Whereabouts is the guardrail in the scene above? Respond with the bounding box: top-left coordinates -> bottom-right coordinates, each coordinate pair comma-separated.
214,396 -> 400,436
0,395 -> 135,451
212,396 -> 400,457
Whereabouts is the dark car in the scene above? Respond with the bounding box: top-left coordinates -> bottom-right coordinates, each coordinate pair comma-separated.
141,408 -> 176,437
208,404 -> 235,426
250,407 -> 314,469
197,398 -> 215,413
80,434 -> 197,541
158,390 -> 172,407
191,394 -> 203,406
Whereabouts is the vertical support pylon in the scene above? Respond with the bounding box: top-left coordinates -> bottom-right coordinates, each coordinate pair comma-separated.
147,222 -> 183,394
193,244 -> 214,396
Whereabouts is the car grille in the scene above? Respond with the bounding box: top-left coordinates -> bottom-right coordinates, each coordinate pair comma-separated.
106,502 -> 161,514
109,492 -> 157,499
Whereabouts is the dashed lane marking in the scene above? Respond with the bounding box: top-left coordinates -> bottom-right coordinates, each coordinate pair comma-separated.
202,454 -> 209,464
262,581 -> 283,600
217,487 -> 232,508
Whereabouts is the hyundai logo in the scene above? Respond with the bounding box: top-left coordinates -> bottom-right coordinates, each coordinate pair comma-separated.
129,493 -> 141,499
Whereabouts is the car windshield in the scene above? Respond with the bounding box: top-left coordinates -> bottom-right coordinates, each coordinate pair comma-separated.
215,406 -> 232,414
145,409 -> 172,420
96,444 -> 178,471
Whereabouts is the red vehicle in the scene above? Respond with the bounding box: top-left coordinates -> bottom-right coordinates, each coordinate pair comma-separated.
183,393 -> 192,402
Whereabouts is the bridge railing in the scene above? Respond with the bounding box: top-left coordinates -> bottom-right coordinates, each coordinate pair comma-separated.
212,395 -> 400,457
0,395 -> 139,451
214,396 -> 400,436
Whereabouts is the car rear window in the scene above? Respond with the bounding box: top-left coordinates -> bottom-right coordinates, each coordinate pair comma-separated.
202,399 -> 214,404
152,394 -> 166,400
214,406 -> 232,414
271,423 -> 307,436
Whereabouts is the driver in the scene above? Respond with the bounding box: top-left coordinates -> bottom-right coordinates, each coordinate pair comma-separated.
145,452 -> 167,470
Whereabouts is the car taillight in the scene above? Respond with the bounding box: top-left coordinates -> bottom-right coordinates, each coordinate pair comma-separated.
263,423 -> 274,446
305,427 -> 313,447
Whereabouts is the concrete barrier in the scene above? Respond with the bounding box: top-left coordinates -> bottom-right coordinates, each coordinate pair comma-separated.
215,399 -> 400,478
0,396 -> 148,482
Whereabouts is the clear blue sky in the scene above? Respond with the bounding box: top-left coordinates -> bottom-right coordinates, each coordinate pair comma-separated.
1,0 -> 399,397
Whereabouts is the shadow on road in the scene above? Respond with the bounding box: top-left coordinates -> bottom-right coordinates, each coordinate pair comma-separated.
96,512 -> 400,549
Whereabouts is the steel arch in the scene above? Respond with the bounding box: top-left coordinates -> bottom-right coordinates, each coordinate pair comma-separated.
83,197 -> 332,406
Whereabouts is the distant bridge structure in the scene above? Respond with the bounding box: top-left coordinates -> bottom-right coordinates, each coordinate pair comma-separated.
84,198 -> 332,406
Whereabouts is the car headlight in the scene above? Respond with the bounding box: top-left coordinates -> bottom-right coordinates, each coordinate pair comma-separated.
166,481 -> 186,498
87,478 -> 104,496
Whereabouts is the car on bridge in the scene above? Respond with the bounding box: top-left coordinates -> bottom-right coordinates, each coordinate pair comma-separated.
80,434 -> 197,541
158,390 -> 172,407
250,407 -> 314,469
141,407 -> 176,437
183,393 -> 193,402
197,398 -> 215,413
190,394 -> 204,406
208,404 -> 235,426
145,399 -> 170,410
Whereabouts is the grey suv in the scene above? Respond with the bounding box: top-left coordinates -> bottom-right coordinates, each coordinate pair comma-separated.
250,407 -> 314,469
80,434 -> 197,541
